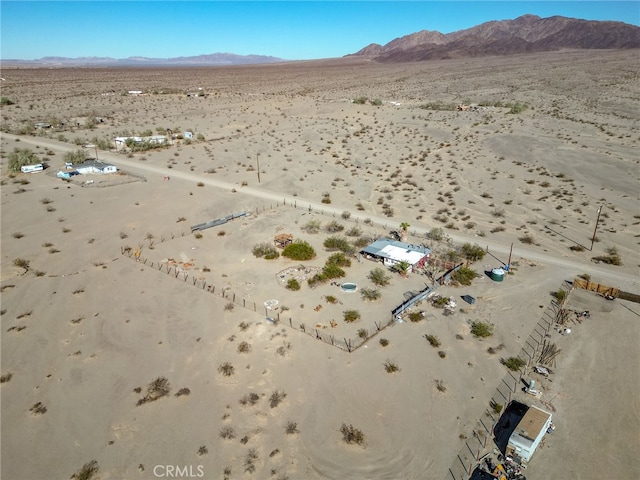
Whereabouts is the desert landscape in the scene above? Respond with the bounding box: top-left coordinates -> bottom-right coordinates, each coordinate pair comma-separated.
1,49 -> 639,480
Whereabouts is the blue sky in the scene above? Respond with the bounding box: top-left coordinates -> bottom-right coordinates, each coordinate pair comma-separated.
1,1 -> 639,60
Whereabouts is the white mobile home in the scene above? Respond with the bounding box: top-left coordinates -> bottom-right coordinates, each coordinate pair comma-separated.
74,160 -> 117,175
21,164 -> 44,173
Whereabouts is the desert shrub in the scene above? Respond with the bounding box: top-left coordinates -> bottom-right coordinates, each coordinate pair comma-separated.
357,328 -> 368,339
219,426 -> 236,439
502,357 -> 526,371
0,372 -> 13,383
13,258 -> 30,270
63,149 -> 88,165
370,98 -> 382,106
360,288 -> 381,301
425,334 -> 441,347
578,273 -> 591,281
321,193 -> 331,204
470,321 -> 493,338
269,389 -> 287,408
286,278 -> 301,291
554,289 -> 567,303
427,227 -> 445,241
507,102 -> 528,114
490,400 -> 503,415
452,266 -> 477,286
569,244 -> 585,252
239,392 -> 260,406
323,236 -> 354,254
519,234 -> 535,245
8,148 -> 40,172
325,220 -> 344,233
175,387 -> 191,397
325,295 -> 338,304
224,302 -> 234,311
322,262 -> 345,280
71,460 -> 99,480
384,360 -> 400,373
345,226 -> 362,237
237,341 -> 251,353
30,402 -> 47,415
433,296 -> 449,308
592,246 -> 622,265
218,362 -> 234,376
1,97 -> 15,106
252,242 -> 279,259
379,338 -> 389,347
461,243 -> 485,261
341,423 -> 366,446
353,96 -> 368,105
285,421 -> 299,434
368,267 -> 391,287
435,379 -> 447,392
282,240 -> 315,261
301,219 -> 321,233
438,350 -> 446,358
343,310 -> 360,323
137,377 -> 171,406
197,446 -> 208,456
327,252 -> 351,267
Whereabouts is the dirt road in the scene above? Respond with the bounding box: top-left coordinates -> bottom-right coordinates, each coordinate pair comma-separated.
5,133 -> 638,288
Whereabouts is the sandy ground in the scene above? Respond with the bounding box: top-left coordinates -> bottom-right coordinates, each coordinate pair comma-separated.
1,50 -> 639,480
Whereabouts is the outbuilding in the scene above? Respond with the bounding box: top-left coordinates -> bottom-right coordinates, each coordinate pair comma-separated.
360,239 -> 431,273
506,405 -> 553,463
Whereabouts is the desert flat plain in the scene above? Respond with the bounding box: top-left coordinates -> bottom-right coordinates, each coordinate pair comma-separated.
1,50 -> 639,480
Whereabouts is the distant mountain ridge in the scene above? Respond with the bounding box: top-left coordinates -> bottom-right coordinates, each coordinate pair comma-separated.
2,52 -> 285,67
350,14 -> 640,62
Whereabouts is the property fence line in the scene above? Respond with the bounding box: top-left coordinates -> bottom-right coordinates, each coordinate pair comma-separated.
444,284 -> 570,480
119,200 -> 479,355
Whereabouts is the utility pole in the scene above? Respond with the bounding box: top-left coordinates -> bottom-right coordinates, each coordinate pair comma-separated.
256,153 -> 261,183
590,205 -> 603,251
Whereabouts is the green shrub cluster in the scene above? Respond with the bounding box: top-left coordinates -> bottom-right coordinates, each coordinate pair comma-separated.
452,266 -> 477,286
470,321 -> 493,338
323,236 -> 354,254
8,148 -> 40,172
282,240 -> 315,261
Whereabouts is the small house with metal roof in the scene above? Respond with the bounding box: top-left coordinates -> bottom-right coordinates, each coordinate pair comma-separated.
360,239 -> 430,272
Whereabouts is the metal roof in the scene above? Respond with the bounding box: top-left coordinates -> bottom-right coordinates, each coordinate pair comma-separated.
361,239 -> 431,265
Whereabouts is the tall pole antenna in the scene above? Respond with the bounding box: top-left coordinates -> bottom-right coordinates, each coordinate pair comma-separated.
590,205 -> 603,251
507,242 -> 513,267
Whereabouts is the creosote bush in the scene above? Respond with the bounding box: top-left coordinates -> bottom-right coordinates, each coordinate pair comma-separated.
452,266 -> 478,286
71,460 -> 99,480
502,356 -> 526,371
425,334 -> 441,348
282,240 -> 315,261
368,267 -> 391,287
343,310 -> 360,323
340,423 -> 366,446
286,278 -> 301,291
470,321 -> 493,338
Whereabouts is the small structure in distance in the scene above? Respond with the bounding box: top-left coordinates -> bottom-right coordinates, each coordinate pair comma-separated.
274,233 -> 293,249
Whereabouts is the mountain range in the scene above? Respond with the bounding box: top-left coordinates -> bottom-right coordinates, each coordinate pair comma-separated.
349,14 -> 640,62
1,52 -> 285,67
